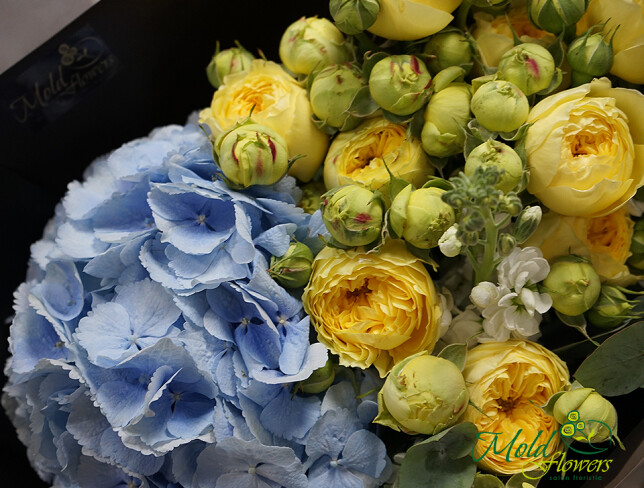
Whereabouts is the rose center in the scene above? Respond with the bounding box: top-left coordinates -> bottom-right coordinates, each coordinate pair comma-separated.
347,127 -> 406,174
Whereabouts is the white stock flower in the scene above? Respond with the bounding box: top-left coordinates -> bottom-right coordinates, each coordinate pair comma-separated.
497,246 -> 550,292
470,248 -> 552,342
438,224 -> 462,257
440,306 -> 484,348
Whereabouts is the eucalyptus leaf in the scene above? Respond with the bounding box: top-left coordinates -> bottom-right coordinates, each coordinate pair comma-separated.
397,423 -> 478,488
437,343 -> 467,371
382,109 -> 414,125
555,310 -> 600,346
473,473 -> 505,488
574,321 -> 644,396
421,177 -> 453,191
505,471 -> 542,487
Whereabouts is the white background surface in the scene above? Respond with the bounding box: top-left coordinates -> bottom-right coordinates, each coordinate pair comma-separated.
0,0 -> 100,74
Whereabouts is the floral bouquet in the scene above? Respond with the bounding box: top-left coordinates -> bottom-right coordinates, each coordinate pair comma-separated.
4,0 -> 644,487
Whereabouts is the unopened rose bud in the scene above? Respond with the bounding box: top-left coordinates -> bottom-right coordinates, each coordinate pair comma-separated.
299,357 -> 336,394
321,184 -> 384,246
269,242 -> 314,288
310,63 -> 364,130
390,185 -> 456,249
543,255 -> 601,316
206,46 -> 254,88
527,0 -> 587,35
470,80 -> 529,133
329,0 -> 380,35
465,140 -> 523,193
567,31 -> 614,86
421,82 -> 472,157
215,123 -> 289,187
499,233 -> 517,256
586,285 -> 635,329
374,352 -> 469,435
423,31 -> 473,75
497,43 -> 556,95
279,17 -> 352,75
369,55 -> 431,116
554,388 -> 618,444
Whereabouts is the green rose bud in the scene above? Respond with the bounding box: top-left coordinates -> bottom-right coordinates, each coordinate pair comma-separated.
390,185 -> 456,249
499,194 -> 523,216
497,43 -> 556,95
369,55 -> 431,116
299,181 -> 327,214
513,205 -> 542,244
374,352 -> 469,435
329,0 -> 380,35
310,63 -> 364,130
421,83 -> 472,157
543,255 -> 601,316
464,140 -> 523,193
470,80 -> 529,133
299,357 -> 336,394
423,31 -> 473,75
206,46 -> 254,88
553,388 -> 618,444
527,0 -> 587,35
215,123 -> 289,187
269,242 -> 314,288
628,218 -> 644,271
279,17 -> 352,75
586,285 -> 636,329
321,185 -> 384,246
567,30 -> 614,86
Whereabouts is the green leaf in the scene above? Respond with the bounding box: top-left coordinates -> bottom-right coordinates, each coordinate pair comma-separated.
382,109 -> 415,125
397,423 -> 478,488
437,343 -> 467,371
574,321 -> 644,396
473,473 -> 505,488
505,471 -> 542,488
555,310 -> 600,346
348,85 -> 380,118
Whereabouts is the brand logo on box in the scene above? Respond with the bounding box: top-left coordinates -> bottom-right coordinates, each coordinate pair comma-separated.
3,25 -> 121,130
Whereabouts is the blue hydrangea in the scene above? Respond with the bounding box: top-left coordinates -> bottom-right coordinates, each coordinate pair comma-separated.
2,120 -> 391,488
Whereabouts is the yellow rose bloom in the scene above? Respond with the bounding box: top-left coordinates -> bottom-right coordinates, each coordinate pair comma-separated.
526,77 -> 644,218
578,0 -> 644,84
199,60 -> 328,182
463,340 -> 571,476
323,116 -> 434,193
524,208 -> 640,285
302,240 -> 442,377
472,1 -> 555,69
367,0 -> 463,41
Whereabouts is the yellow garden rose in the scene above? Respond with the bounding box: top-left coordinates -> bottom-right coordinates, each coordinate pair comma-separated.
199,60 -> 328,182
524,208 -> 641,285
302,239 -> 442,377
323,116 -> 433,193
526,77 -> 644,218
472,1 -> 555,69
463,340 -> 571,475
367,0 -> 463,41
578,0 -> 644,84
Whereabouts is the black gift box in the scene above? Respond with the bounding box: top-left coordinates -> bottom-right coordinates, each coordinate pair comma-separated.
1,1 -> 642,487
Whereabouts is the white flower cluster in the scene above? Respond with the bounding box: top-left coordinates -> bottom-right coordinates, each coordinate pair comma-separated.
469,247 -> 552,341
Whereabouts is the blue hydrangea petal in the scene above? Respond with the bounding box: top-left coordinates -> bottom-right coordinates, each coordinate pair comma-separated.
234,321 -> 281,374
339,430 -> 388,478
321,382 -> 359,415
228,205 -> 255,264
92,179 -> 155,244
204,309 -> 235,343
166,391 -> 216,438
31,261 -> 84,322
114,279 -> 181,336
9,307 -> 70,374
253,342 -> 327,385
259,387 -> 321,441
56,220 -> 110,259
307,460 -> 364,488
305,409 -> 361,463
277,316 -> 314,376
253,223 -> 297,257
62,167 -> 119,221
256,198 -> 308,228
296,209 -> 329,256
